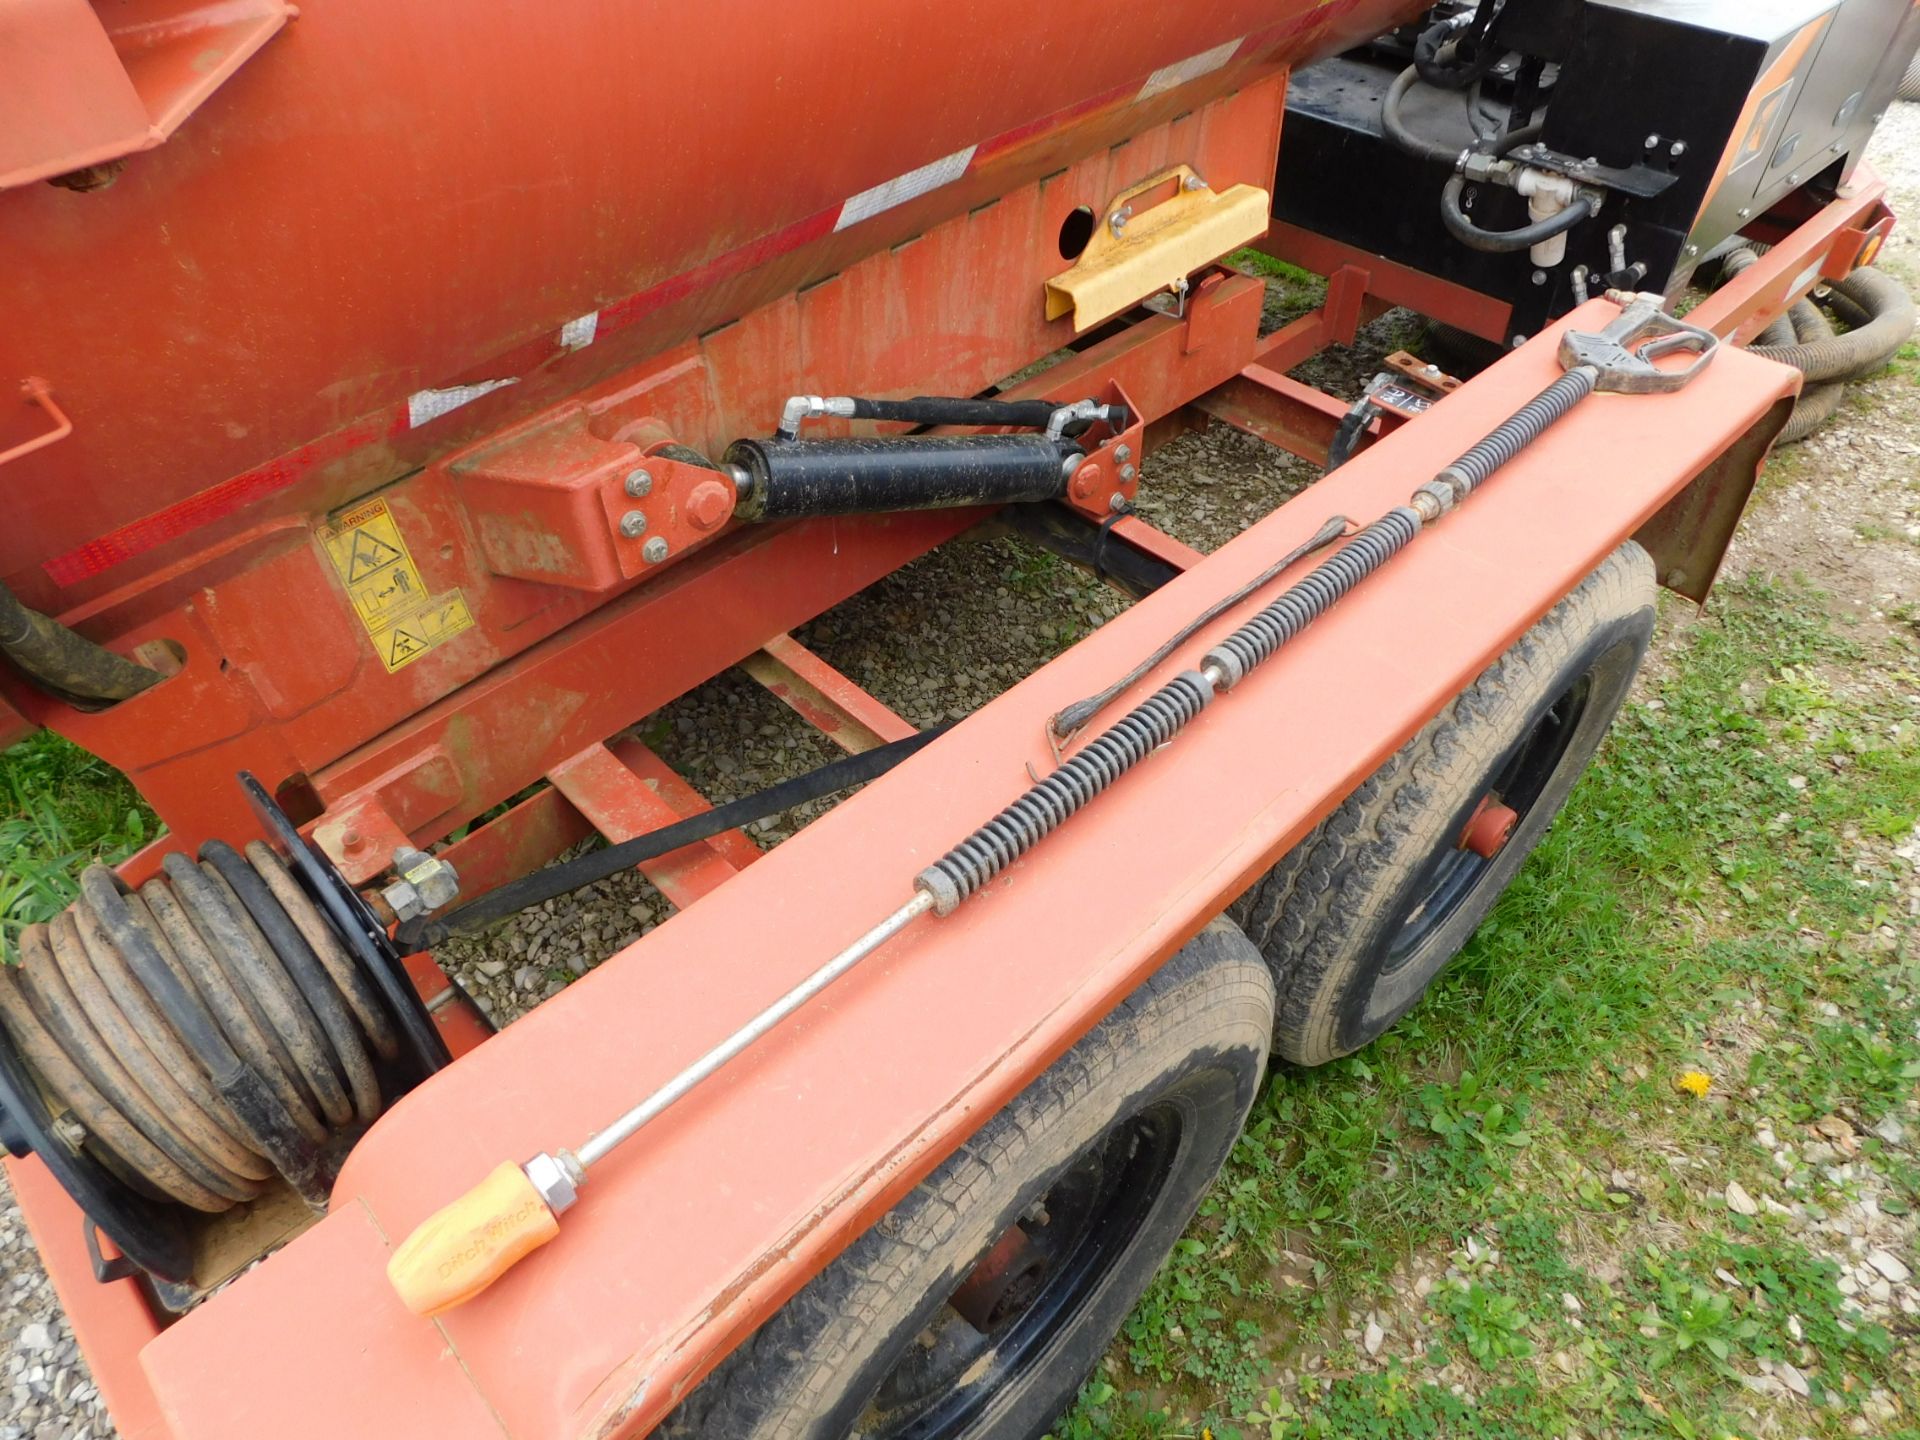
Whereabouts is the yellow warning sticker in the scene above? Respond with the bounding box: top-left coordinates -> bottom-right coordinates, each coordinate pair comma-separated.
318,499 -> 475,672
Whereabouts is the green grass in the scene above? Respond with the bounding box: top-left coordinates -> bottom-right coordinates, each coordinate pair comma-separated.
1229,248 -> 1328,314
0,730 -> 156,960
1049,573 -> 1920,1440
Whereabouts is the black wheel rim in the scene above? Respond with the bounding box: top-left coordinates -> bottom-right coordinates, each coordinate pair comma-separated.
852,1101 -> 1187,1439
1382,671 -> 1595,971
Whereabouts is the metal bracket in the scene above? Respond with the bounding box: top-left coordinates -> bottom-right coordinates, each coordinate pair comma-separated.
1503,142 -> 1680,201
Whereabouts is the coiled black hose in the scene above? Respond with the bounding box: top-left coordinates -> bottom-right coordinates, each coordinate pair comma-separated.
0,842 -> 400,1211
1766,303 -> 1846,445
916,672 -> 1214,913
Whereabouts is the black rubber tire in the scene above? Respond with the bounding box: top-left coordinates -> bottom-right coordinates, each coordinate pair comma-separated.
1232,541 -> 1657,1067
657,919 -> 1275,1440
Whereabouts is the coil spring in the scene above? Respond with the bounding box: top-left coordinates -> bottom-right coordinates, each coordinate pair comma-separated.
917,671 -> 1214,913
1203,508 -> 1423,687
1438,366 -> 1597,496
0,842 -> 400,1213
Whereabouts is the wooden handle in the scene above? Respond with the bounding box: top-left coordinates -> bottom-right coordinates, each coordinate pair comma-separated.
386,1161 -> 559,1316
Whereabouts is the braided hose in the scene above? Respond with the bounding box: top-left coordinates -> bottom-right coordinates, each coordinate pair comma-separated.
1434,365 -> 1599,496
914,354 -> 1614,919
917,673 -> 1215,913
0,843 -> 400,1211
1202,509 -> 1422,687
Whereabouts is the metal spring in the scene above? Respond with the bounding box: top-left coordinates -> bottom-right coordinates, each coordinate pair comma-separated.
1438,366 -> 1597,495
917,671 -> 1214,913
1203,507 -> 1423,687
0,842 -> 399,1212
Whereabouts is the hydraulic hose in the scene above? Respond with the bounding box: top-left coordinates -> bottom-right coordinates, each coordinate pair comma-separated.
1382,66 -> 1467,165
0,580 -> 164,704
399,726 -> 947,951
1415,16 -> 1501,92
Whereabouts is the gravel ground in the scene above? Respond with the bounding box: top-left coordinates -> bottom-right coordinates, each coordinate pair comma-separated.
2,101 -> 1916,1440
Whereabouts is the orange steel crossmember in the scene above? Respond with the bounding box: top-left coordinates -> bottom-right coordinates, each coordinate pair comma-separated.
0,14 -> 1892,1439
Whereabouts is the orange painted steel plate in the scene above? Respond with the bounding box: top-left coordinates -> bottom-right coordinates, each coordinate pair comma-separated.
143,315 -> 1797,1439
1,0 -> 1420,603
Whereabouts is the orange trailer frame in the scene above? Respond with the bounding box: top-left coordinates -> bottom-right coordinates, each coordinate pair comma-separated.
0,13 -> 1897,1435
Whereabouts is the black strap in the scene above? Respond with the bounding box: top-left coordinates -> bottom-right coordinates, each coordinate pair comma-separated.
1089,506 -> 1133,582
398,726 -> 947,951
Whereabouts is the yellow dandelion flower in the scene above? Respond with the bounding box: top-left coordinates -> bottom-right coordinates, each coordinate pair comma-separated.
1675,1070 -> 1712,1098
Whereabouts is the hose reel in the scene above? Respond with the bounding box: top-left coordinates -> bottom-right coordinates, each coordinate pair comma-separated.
0,774 -> 450,1298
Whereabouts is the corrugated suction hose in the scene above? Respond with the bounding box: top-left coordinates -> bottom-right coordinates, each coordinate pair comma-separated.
1721,252 -> 1916,443
0,843 -> 399,1212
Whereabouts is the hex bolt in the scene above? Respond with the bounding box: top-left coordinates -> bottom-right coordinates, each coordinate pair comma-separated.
1114,444 -> 1133,462
625,469 -> 653,498
1182,174 -> 1208,191
685,480 -> 733,532
641,536 -> 670,564
1668,140 -> 1687,158
1071,463 -> 1100,500
1107,493 -> 1128,513
1119,463 -> 1137,482
619,511 -> 648,539
1643,132 -> 1660,149
1531,270 -> 1548,287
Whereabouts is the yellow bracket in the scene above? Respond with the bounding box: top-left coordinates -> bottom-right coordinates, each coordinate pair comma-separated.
1045,165 -> 1271,333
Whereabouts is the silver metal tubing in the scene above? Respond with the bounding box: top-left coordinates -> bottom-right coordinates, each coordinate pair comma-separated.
574,890 -> 937,1169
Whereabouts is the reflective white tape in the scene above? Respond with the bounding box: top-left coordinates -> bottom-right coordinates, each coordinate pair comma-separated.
834,145 -> 977,232
407,378 -> 518,429
559,311 -> 600,351
1137,38 -> 1242,101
